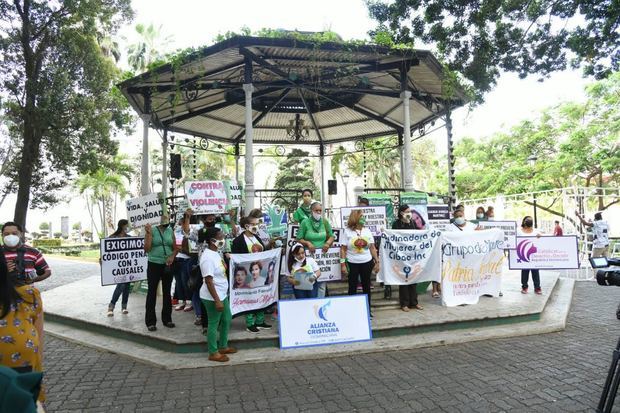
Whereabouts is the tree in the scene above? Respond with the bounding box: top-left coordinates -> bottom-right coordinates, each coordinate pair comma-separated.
126,23 -> 173,73
272,149 -> 319,212
0,1 -> 134,229
453,74 -> 620,210
76,158 -> 132,238
367,0 -> 620,99
38,222 -> 49,231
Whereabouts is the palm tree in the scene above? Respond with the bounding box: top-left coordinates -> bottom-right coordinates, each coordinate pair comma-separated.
126,23 -> 173,73
76,168 -> 128,237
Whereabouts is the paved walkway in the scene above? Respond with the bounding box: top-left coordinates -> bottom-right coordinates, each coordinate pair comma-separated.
42,280 -> 618,412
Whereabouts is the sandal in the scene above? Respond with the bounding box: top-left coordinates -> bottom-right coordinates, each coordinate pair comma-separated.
183,305 -> 194,312
401,306 -> 410,312
121,308 -> 129,314
412,304 -> 424,310
107,309 -> 114,317
147,325 -> 157,332
432,292 -> 440,298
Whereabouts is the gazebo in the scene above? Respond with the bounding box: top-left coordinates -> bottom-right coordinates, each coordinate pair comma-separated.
119,35 -> 469,209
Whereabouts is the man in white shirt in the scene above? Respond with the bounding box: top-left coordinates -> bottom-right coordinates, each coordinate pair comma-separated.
576,211 -> 610,257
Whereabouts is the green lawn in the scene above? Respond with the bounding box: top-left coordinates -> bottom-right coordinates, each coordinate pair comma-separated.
47,249 -> 100,263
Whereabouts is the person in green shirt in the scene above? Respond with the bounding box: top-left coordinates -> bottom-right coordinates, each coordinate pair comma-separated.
292,189 -> 313,223
296,201 -> 335,297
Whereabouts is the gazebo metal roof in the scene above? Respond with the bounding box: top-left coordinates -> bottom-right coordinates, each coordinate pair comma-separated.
119,35 -> 468,146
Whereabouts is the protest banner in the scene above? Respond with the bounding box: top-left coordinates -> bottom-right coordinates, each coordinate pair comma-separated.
508,235 -> 579,270
477,220 -> 518,249
125,193 -> 165,228
340,206 -> 386,237
378,229 -> 442,285
441,229 -> 505,306
427,204 -> 451,232
185,181 -> 228,214
223,180 -> 243,208
100,237 -> 148,286
229,248 -> 281,316
278,295 -> 372,349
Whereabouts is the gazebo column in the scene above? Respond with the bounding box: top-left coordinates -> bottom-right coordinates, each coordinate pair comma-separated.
140,93 -> 151,196
319,144 -> 326,207
398,132 -> 405,189
401,90 -> 414,192
243,82 -> 255,211
446,106 -> 456,210
234,143 -> 240,183
161,128 -> 168,201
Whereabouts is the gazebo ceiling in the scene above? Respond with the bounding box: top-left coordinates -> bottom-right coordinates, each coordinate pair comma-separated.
119,36 -> 469,145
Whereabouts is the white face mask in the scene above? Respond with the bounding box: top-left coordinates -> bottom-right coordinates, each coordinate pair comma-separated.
3,234 -> 20,248
454,217 -> 466,226
295,256 -> 305,263
477,213 -> 485,219
312,212 -> 322,221
402,213 -> 412,221
247,225 -> 259,234
213,239 -> 225,250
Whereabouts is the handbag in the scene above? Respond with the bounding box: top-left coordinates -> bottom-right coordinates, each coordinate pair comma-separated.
187,264 -> 203,293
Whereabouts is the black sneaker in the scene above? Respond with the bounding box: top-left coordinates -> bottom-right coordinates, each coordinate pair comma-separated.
246,325 -> 260,333
256,322 -> 272,330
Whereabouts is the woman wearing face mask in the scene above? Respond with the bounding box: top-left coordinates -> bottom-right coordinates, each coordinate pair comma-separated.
144,215 -> 177,332
296,201 -> 334,298
106,220 -> 132,316
293,189 -> 314,223
518,216 -> 543,295
449,209 -> 478,232
340,210 -> 380,317
199,226 -> 236,362
231,216 -> 272,333
287,243 -> 321,299
486,206 -> 495,220
392,205 -> 424,312
0,251 -> 45,403
475,206 -> 487,222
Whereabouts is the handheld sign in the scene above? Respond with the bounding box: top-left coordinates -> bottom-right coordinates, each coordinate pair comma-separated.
185,181 -> 228,214
126,193 -> 165,228
477,220 -> 518,249
340,206 -> 387,237
427,204 -> 450,231
508,235 -> 579,270
100,237 -> 148,286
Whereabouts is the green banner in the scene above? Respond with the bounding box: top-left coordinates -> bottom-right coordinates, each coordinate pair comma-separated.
363,193 -> 395,227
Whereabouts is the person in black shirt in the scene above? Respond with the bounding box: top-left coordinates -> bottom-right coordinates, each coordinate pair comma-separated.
392,204 -> 423,312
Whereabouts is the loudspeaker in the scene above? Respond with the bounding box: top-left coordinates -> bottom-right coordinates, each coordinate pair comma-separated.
328,179 -> 337,195
170,153 -> 182,179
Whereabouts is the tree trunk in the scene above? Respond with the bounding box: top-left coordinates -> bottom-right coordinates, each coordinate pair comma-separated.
597,172 -> 604,211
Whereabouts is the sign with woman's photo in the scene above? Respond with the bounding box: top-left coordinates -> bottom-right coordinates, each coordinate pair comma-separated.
229,248 -> 281,315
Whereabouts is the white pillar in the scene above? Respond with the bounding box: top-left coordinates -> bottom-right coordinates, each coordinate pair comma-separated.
401,90 -> 414,191
320,152 -> 326,207
235,154 -> 240,182
140,114 -> 151,196
243,83 -> 255,210
161,130 -> 168,200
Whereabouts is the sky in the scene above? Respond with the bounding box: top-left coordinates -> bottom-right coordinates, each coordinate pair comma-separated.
1,0 -> 592,231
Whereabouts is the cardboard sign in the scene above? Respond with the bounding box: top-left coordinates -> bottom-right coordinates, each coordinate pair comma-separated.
125,193 -> 165,228
223,180 -> 243,208
185,181 -> 228,214
282,225 -> 342,280
340,206 -> 387,237
508,235 -> 579,270
100,237 -> 148,286
278,295 -> 372,349
477,220 -> 518,249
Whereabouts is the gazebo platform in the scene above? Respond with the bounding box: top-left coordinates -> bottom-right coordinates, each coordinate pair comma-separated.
43,270 -> 573,369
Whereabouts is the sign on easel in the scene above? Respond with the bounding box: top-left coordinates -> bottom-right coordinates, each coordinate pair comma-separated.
278,295 -> 372,349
